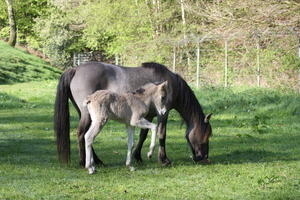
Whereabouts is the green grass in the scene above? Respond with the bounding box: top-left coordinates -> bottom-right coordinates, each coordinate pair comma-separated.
0,41 -> 61,84
0,81 -> 300,200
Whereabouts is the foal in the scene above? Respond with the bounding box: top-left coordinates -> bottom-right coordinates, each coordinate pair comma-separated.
83,81 -> 168,174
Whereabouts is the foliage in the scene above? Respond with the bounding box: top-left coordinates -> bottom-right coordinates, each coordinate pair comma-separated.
1,0 -> 300,86
0,0 -> 51,44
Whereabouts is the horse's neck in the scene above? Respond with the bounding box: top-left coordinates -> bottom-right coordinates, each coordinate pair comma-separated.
174,99 -> 205,130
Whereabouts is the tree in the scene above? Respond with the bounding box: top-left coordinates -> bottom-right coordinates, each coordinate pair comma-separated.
5,0 -> 16,47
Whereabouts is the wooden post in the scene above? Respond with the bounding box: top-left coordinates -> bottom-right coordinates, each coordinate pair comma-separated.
256,39 -> 261,87
224,40 -> 228,87
173,46 -> 176,72
73,53 -> 76,67
115,54 -> 119,65
298,39 -> 300,58
196,42 -> 200,88
298,39 -> 300,93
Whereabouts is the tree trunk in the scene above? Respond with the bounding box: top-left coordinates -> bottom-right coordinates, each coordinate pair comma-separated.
5,0 -> 17,47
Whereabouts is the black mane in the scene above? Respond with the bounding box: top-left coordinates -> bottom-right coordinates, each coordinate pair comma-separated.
142,62 -> 206,127
142,62 -> 171,77
174,74 -> 206,126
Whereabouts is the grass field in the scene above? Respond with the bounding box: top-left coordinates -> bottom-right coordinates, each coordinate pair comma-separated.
0,41 -> 61,84
0,79 -> 299,200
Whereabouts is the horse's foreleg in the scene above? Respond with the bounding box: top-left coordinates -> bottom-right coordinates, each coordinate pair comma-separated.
157,113 -> 171,166
133,129 -> 148,163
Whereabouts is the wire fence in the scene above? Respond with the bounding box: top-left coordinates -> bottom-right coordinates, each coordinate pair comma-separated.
74,31 -> 300,91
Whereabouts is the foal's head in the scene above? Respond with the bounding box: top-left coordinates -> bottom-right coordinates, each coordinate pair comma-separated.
137,81 -> 168,116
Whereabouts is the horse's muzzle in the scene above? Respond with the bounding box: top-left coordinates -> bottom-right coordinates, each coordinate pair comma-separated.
193,155 -> 210,164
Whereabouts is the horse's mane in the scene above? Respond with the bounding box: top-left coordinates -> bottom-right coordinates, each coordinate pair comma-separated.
141,62 -> 206,126
174,74 -> 206,125
142,62 -> 170,77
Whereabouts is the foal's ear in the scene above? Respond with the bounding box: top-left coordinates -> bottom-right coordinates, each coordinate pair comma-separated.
160,81 -> 168,89
204,113 -> 212,123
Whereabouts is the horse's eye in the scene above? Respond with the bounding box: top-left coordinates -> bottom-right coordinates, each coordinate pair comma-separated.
161,96 -> 166,102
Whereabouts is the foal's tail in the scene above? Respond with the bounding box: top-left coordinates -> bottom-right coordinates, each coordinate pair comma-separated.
54,68 -> 76,164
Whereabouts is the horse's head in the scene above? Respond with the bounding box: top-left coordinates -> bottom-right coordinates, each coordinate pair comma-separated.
187,113 -> 212,163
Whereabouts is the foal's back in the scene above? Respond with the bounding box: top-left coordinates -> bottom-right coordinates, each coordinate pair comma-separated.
85,90 -> 148,124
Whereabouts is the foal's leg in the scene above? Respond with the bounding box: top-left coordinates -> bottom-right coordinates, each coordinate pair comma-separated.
77,111 -> 104,167
125,126 -> 135,170
130,117 -> 157,159
84,118 -> 107,174
133,115 -> 154,162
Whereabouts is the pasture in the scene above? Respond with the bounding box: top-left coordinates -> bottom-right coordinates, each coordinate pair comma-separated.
0,80 -> 300,199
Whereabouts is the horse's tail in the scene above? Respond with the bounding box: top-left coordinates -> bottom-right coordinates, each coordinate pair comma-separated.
54,68 -> 76,164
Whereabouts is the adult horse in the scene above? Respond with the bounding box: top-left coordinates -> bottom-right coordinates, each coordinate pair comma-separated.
54,62 -> 212,166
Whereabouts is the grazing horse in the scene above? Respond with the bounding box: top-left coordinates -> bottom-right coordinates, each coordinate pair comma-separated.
83,82 -> 168,174
54,62 -> 212,166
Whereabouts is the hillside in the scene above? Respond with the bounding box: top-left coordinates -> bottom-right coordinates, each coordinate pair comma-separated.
0,41 -> 61,84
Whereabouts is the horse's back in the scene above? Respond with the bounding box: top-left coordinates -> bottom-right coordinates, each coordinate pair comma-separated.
70,62 -> 175,112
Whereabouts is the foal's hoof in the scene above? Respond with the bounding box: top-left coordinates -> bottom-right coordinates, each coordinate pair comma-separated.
87,167 -> 96,175
129,166 -> 136,172
147,152 -> 153,159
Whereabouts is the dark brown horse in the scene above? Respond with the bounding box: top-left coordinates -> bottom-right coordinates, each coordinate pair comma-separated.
54,62 -> 212,166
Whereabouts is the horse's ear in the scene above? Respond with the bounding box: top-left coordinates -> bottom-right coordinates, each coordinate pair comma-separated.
204,113 -> 212,123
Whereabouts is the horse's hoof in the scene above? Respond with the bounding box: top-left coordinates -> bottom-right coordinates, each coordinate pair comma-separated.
133,152 -> 143,163
159,158 -> 172,166
198,159 -> 211,165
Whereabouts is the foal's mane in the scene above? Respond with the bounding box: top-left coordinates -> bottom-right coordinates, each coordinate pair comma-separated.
141,62 -> 206,126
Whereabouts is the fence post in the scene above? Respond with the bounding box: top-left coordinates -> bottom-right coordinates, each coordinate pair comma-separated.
224,40 -> 228,87
298,38 -> 300,58
196,42 -> 200,88
256,39 -> 261,87
73,53 -> 76,67
298,39 -> 300,92
115,54 -> 119,65
173,45 -> 176,72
